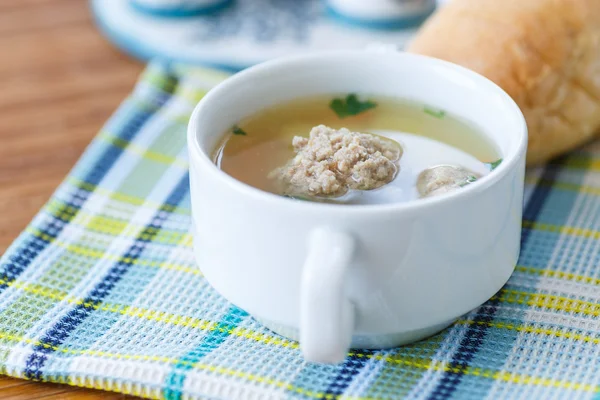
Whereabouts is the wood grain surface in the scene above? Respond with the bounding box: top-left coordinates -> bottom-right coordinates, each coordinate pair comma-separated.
0,0 -> 143,398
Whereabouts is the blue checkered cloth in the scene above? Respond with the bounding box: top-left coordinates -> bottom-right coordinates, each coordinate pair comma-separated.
1,62 -> 600,399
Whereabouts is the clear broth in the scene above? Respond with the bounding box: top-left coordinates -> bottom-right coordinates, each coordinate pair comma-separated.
214,94 -> 500,203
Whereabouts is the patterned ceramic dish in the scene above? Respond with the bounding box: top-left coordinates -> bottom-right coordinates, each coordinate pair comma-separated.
91,0 -> 437,70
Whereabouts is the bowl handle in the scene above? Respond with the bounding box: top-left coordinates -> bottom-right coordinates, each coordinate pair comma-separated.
300,227 -> 355,364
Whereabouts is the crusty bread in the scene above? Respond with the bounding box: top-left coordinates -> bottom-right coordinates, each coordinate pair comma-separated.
407,0 -> 600,165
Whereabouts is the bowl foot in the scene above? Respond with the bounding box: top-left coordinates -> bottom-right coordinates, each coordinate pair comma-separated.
255,317 -> 455,350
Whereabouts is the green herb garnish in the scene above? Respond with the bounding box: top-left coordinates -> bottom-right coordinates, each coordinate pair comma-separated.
330,94 -> 377,119
232,125 -> 247,136
459,175 -> 478,187
284,195 -> 310,202
424,107 -> 446,119
487,159 -> 503,170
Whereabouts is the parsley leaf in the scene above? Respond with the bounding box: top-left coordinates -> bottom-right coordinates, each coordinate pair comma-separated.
459,175 -> 478,187
285,195 -> 310,202
488,159 -> 503,170
330,94 -> 377,118
232,125 -> 247,136
424,107 -> 446,119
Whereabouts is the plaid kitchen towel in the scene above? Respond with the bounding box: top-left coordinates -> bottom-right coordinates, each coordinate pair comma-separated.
3,62 -> 600,400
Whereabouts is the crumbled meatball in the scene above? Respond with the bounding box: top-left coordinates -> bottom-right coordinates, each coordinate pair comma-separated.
417,165 -> 479,198
269,125 -> 402,198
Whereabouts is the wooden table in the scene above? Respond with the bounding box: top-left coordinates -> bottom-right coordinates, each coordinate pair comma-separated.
0,0 -> 144,398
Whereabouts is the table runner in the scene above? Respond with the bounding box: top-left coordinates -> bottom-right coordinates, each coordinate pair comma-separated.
2,62 -> 600,399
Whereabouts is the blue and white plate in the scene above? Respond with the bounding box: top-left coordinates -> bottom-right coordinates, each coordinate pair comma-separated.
91,0 -> 442,71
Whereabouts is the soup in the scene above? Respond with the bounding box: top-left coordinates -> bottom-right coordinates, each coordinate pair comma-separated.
214,94 -> 501,204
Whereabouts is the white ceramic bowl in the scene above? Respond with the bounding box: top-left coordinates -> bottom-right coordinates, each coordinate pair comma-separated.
187,50 -> 527,364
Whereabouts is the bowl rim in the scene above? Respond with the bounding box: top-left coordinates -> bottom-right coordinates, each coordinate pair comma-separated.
187,50 -> 528,215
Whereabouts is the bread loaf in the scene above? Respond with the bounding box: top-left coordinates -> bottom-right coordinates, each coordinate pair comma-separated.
408,0 -> 600,165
